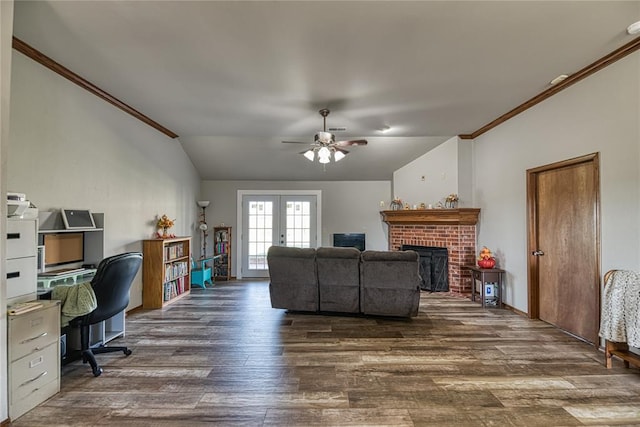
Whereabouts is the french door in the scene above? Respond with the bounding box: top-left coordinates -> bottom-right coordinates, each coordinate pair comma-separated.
240,194 -> 318,278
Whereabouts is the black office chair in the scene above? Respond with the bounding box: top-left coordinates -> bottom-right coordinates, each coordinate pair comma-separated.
69,252 -> 142,376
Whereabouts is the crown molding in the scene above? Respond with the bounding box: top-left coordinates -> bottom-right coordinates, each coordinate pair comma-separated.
12,37 -> 179,139
460,36 -> 640,140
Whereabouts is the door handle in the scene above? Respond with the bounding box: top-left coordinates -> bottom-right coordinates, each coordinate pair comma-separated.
532,250 -> 545,256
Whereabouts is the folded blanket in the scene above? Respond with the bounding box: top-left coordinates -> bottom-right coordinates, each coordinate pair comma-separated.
599,270 -> 640,347
52,281 -> 98,327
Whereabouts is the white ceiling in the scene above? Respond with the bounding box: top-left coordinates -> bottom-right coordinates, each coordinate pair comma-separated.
12,1 -> 640,181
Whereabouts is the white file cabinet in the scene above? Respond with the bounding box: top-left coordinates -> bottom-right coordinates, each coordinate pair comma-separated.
6,218 -> 38,304
8,300 -> 61,420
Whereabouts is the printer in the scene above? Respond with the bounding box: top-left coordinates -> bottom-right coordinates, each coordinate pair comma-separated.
7,192 -> 38,219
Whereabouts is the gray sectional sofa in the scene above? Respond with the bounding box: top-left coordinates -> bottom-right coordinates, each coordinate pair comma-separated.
267,246 -> 421,317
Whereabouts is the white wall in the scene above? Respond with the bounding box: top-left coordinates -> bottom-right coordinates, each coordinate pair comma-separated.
1,0 -> 14,421
473,53 -> 640,312
200,180 -> 392,276
392,136 -> 460,208
7,53 -> 201,309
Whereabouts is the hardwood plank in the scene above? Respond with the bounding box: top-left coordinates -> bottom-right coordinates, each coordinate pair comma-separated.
10,280 -> 640,426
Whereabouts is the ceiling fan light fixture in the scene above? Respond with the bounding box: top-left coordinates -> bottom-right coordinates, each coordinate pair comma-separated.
303,149 -> 315,161
318,147 -> 331,164
283,109 -> 368,168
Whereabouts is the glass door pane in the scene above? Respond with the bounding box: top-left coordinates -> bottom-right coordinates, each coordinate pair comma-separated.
282,198 -> 315,248
243,196 -> 276,277
242,194 -> 317,278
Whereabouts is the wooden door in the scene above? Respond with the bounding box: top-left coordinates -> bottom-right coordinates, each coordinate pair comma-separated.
527,153 -> 600,344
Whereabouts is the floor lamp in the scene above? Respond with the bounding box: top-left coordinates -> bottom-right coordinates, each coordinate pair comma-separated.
197,200 -> 210,259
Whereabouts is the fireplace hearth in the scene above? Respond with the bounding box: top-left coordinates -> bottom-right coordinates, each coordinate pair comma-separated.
402,245 -> 448,292
381,208 -> 480,295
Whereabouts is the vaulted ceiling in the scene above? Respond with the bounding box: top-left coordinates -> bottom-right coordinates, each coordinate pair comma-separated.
12,1 -> 640,180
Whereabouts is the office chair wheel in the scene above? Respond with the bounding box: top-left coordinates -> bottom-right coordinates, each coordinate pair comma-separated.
124,349 -> 132,356
92,366 -> 103,377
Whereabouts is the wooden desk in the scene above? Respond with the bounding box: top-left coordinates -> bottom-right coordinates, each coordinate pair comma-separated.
464,265 -> 505,308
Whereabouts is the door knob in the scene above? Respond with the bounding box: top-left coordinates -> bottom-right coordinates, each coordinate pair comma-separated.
532,250 -> 545,256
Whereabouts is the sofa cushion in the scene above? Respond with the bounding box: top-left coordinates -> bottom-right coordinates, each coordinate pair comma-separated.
267,246 -> 318,312
360,250 -> 421,317
317,247 -> 361,313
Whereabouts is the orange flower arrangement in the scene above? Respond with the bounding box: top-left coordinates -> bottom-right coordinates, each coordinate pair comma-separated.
156,214 -> 176,238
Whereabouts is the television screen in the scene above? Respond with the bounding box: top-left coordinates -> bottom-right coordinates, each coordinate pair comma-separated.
333,233 -> 365,251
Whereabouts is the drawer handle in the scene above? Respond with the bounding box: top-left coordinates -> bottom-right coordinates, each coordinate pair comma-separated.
20,332 -> 47,344
7,271 -> 20,279
7,232 -> 20,239
19,370 -> 47,387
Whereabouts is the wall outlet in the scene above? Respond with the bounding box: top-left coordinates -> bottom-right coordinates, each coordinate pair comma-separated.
380,201 -> 385,207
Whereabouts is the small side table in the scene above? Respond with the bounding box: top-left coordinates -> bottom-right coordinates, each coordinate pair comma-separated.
464,265 -> 505,308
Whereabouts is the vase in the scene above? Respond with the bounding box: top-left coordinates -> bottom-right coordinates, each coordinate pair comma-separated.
162,227 -> 169,238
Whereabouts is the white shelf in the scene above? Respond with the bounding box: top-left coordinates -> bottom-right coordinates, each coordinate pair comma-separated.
39,228 -> 104,234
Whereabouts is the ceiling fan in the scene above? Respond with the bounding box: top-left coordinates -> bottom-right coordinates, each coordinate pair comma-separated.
282,109 -> 368,164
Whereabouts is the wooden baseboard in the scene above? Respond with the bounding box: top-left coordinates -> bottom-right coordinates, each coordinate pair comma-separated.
501,302 -> 528,317
126,304 -> 144,315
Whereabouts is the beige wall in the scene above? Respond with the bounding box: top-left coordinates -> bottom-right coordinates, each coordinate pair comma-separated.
200,180 -> 392,276
7,52 -> 201,310
390,52 -> 640,314
1,0 -> 14,420
473,53 -> 640,311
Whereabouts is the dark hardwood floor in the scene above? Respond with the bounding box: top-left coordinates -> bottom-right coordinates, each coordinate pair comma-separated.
12,280 -> 640,426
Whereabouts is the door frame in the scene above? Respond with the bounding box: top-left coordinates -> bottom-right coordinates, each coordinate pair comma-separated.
236,190 -> 322,279
526,152 -> 601,325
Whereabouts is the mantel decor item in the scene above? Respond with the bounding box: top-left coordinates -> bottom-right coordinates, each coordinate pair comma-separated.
477,246 -> 496,269
390,198 -> 403,210
197,200 -> 210,258
445,193 -> 459,208
156,214 -> 176,239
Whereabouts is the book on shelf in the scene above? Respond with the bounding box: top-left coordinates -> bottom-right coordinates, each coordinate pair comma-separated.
7,301 -> 43,315
163,276 -> 187,301
164,243 -> 185,260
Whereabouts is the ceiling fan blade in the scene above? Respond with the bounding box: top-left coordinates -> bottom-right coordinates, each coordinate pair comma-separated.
335,139 -> 368,146
282,140 -> 311,144
335,147 -> 349,155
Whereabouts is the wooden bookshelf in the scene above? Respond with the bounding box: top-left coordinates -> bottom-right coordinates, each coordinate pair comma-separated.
213,226 -> 231,281
142,237 -> 191,308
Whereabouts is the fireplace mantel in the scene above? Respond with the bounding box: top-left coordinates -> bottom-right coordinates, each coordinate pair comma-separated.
380,208 -> 480,225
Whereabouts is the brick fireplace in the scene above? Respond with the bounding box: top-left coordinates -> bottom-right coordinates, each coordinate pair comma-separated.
380,209 -> 480,295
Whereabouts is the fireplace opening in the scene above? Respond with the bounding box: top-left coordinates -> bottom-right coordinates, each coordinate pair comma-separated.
401,245 -> 449,292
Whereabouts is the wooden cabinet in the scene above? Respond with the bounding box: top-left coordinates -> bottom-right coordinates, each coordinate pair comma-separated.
142,237 -> 191,308
6,218 -> 38,304
213,226 -> 231,281
8,300 -> 61,420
